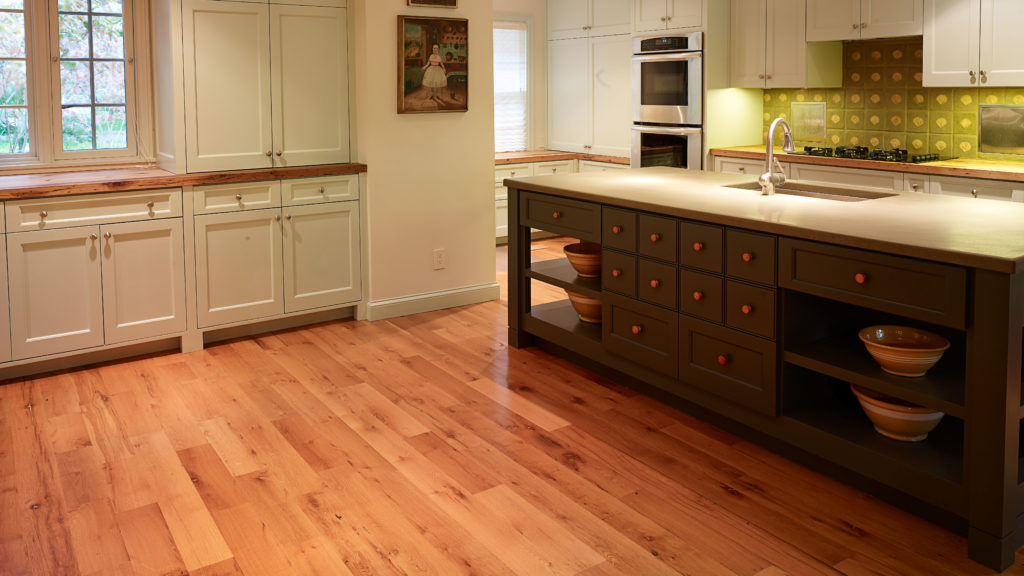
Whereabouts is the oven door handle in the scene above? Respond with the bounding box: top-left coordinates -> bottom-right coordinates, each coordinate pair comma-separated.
632,125 -> 703,136
631,52 -> 702,63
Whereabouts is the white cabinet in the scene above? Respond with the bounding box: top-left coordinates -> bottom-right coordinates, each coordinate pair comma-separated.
548,34 -> 632,156
182,0 -> 349,172
712,156 -> 777,177
730,0 -> 842,89
806,0 -> 922,41
0,237 -> 9,363
634,0 -> 703,32
533,160 -> 578,175
579,160 -> 628,172
495,164 -> 534,240
283,202 -> 360,313
928,175 -> 1024,201
788,163 -> 904,192
924,0 -> 1024,87
548,0 -> 631,40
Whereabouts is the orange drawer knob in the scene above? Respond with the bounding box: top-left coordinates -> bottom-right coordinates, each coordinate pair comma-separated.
650,233 -> 661,243
631,325 -> 643,336
612,269 -> 622,278
553,211 -> 562,219
692,291 -> 704,301
742,252 -> 754,263
650,279 -> 660,288
855,273 -> 868,284
612,225 -> 623,234
693,242 -> 704,252
717,354 -> 731,366
741,304 -> 753,315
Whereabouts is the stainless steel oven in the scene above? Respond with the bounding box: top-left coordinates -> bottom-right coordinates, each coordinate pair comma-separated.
632,33 -> 702,125
631,125 -> 702,169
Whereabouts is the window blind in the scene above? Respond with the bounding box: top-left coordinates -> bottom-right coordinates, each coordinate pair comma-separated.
494,21 -> 529,152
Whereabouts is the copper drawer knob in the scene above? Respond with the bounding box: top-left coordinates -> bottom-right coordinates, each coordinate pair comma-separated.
612,225 -> 623,234
717,354 -> 731,366
692,291 -> 704,301
741,304 -> 753,315
650,233 -> 661,243
631,325 -> 643,336
855,273 -> 868,285
650,279 -> 660,289
693,242 -> 704,252
742,252 -> 754,263
552,211 -> 562,219
612,269 -> 622,278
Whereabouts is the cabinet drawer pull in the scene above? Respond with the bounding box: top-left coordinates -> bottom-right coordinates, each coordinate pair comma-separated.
319,187 -> 326,194
692,290 -> 704,301
741,304 -> 753,315
971,188 -> 978,198
693,241 -> 704,252
265,151 -> 272,157
612,268 -> 622,278
612,225 -> 623,234
286,214 -> 292,221
742,252 -> 755,263
275,215 -> 281,222
855,272 -> 868,285
650,279 -> 660,289
717,354 -> 731,366
650,233 -> 661,243
236,194 -> 243,201
552,211 -> 562,219
104,232 -> 112,239
89,233 -> 97,240
275,151 -> 282,157
39,210 -> 47,219
146,200 -> 155,209
631,325 -> 643,335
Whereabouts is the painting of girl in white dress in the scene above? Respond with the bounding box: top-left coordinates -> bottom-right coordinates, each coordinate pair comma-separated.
399,16 -> 468,113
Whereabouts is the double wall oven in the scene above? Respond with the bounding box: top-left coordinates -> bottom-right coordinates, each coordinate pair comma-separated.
631,32 -> 703,169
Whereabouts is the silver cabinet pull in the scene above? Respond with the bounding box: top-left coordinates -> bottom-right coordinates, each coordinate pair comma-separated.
89,233 -> 97,240
235,194 -> 243,201
319,187 -> 326,194
275,151 -> 282,156
39,210 -> 47,219
146,200 -> 154,209
911,183 -> 919,191
971,188 -> 978,198
104,232 -> 112,239
265,151 -> 272,157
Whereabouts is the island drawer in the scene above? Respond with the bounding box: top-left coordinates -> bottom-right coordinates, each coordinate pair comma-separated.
603,292 -> 678,378
726,229 -> 776,286
680,269 -> 724,323
7,189 -> 183,232
521,192 -> 600,241
679,315 -> 777,416
637,259 -> 677,310
638,214 -> 677,262
779,238 -> 967,329
603,207 -> 637,252
725,281 -> 775,340
679,221 -> 724,274
602,250 -> 636,297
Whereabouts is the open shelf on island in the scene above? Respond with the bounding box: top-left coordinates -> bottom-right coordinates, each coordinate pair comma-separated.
523,299 -> 603,356
527,258 -> 601,298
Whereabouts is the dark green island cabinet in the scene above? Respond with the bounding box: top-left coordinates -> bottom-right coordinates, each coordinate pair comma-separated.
506,167 -> 1024,571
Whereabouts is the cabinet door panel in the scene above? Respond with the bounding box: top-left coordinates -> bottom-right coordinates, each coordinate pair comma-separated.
980,0 -> 1024,86
283,202 -> 361,313
730,0 -> 767,88
195,208 -> 283,327
548,0 -> 590,40
591,0 -> 631,36
548,38 -> 590,153
806,0 -> 860,41
668,0 -> 702,29
8,228 -> 103,359
923,0 -> 980,87
0,237 -> 10,363
590,34 -> 632,157
193,181 -> 282,214
101,220 -> 187,344
634,0 -> 667,32
270,5 -> 350,166
766,0 -> 808,88
864,0 -> 922,39
183,0 -> 273,172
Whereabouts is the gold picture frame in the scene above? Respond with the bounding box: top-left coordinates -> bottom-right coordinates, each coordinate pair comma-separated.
407,0 -> 457,7
398,15 -> 468,114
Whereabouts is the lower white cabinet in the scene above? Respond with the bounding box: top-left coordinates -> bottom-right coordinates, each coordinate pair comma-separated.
787,163 -> 904,192
283,202 -> 360,313
579,160 -> 628,172
0,237 -> 9,363
712,156 -> 774,177
928,175 -> 1024,201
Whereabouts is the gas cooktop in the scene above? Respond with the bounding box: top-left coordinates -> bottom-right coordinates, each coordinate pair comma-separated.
789,146 -> 953,164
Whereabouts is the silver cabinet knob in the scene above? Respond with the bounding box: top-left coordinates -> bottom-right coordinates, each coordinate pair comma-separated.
235,194 -> 243,201
146,200 -> 154,209
275,151 -> 282,156
319,187 -> 326,194
911,183 -> 918,191
89,233 -> 97,240
39,210 -> 47,218
104,232 -> 112,239
265,151 -> 272,157
971,188 -> 978,198
980,70 -> 988,83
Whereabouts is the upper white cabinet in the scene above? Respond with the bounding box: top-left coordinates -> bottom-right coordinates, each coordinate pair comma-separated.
923,0 -> 1024,87
806,0 -> 922,41
731,0 -> 842,89
179,0 -> 349,172
548,0 -> 631,40
634,0 -> 703,32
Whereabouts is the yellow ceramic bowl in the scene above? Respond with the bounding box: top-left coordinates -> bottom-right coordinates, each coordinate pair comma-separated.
563,242 -> 602,278
565,290 -> 601,323
850,385 -> 944,442
859,325 -> 950,377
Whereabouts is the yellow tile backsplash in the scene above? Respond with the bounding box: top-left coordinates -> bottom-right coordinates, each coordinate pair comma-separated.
762,37 -> 1024,159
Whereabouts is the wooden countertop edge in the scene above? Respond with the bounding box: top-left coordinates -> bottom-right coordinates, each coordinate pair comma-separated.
708,147 -> 1024,183
495,151 -> 630,166
0,163 -> 368,200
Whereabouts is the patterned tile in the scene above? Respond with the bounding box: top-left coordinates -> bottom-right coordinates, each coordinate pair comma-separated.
954,111 -> 978,135
954,134 -> 979,157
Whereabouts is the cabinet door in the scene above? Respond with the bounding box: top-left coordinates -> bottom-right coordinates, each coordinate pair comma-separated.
863,0 -> 922,39
270,5 -> 350,166
548,38 -> 590,153
923,0 -> 980,87
766,0 -> 808,88
806,0 -> 860,41
730,0 -> 767,88
634,0 -> 667,32
979,0 -> 1024,87
183,0 -> 273,172
928,175 -> 1024,202
667,0 -> 702,29
549,0 -> 590,40
8,228 -> 103,359
590,34 -> 632,157
101,220 -> 186,345
0,237 -> 10,363
590,0 -> 631,36
282,202 -> 361,313
195,208 -> 283,328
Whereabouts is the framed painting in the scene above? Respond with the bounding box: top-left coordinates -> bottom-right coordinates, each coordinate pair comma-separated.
408,0 -> 457,6
398,16 -> 468,114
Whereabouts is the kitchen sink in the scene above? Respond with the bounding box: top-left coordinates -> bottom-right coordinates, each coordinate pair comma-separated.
726,181 -> 897,202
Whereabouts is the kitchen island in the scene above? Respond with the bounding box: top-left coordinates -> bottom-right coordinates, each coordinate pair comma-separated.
505,167 -> 1024,571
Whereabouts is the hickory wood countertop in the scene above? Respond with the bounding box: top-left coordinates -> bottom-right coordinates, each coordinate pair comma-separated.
0,163 -> 368,201
710,146 -> 1024,183
505,166 -> 1024,274
495,150 -> 630,166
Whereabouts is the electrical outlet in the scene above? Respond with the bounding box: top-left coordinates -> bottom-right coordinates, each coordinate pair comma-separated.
432,248 -> 448,270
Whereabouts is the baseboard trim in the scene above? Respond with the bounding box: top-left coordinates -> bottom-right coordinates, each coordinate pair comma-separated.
366,282 -> 500,321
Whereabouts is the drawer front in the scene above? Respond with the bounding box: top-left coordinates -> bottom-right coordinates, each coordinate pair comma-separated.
679,269 -> 724,323
679,221 -> 724,273
7,189 -> 183,232
714,156 -> 771,177
495,163 -> 533,185
638,214 -> 677,262
779,238 -> 967,329
726,229 -> 776,285
602,249 -> 636,297
679,316 -> 777,416
602,207 -> 637,252
533,160 -> 577,175
637,259 -> 677,310
282,175 -> 358,206
603,292 -> 678,378
521,192 -> 600,241
725,281 -> 776,339
194,181 -> 281,214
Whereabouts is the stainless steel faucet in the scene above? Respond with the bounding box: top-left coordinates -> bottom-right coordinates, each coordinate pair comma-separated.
759,117 -> 795,195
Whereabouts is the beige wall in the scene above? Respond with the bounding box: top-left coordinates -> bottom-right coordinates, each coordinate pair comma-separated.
351,0 -> 497,315
494,0 -> 547,149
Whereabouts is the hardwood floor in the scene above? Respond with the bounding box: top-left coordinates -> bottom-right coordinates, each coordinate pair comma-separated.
0,236 -> 1021,575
